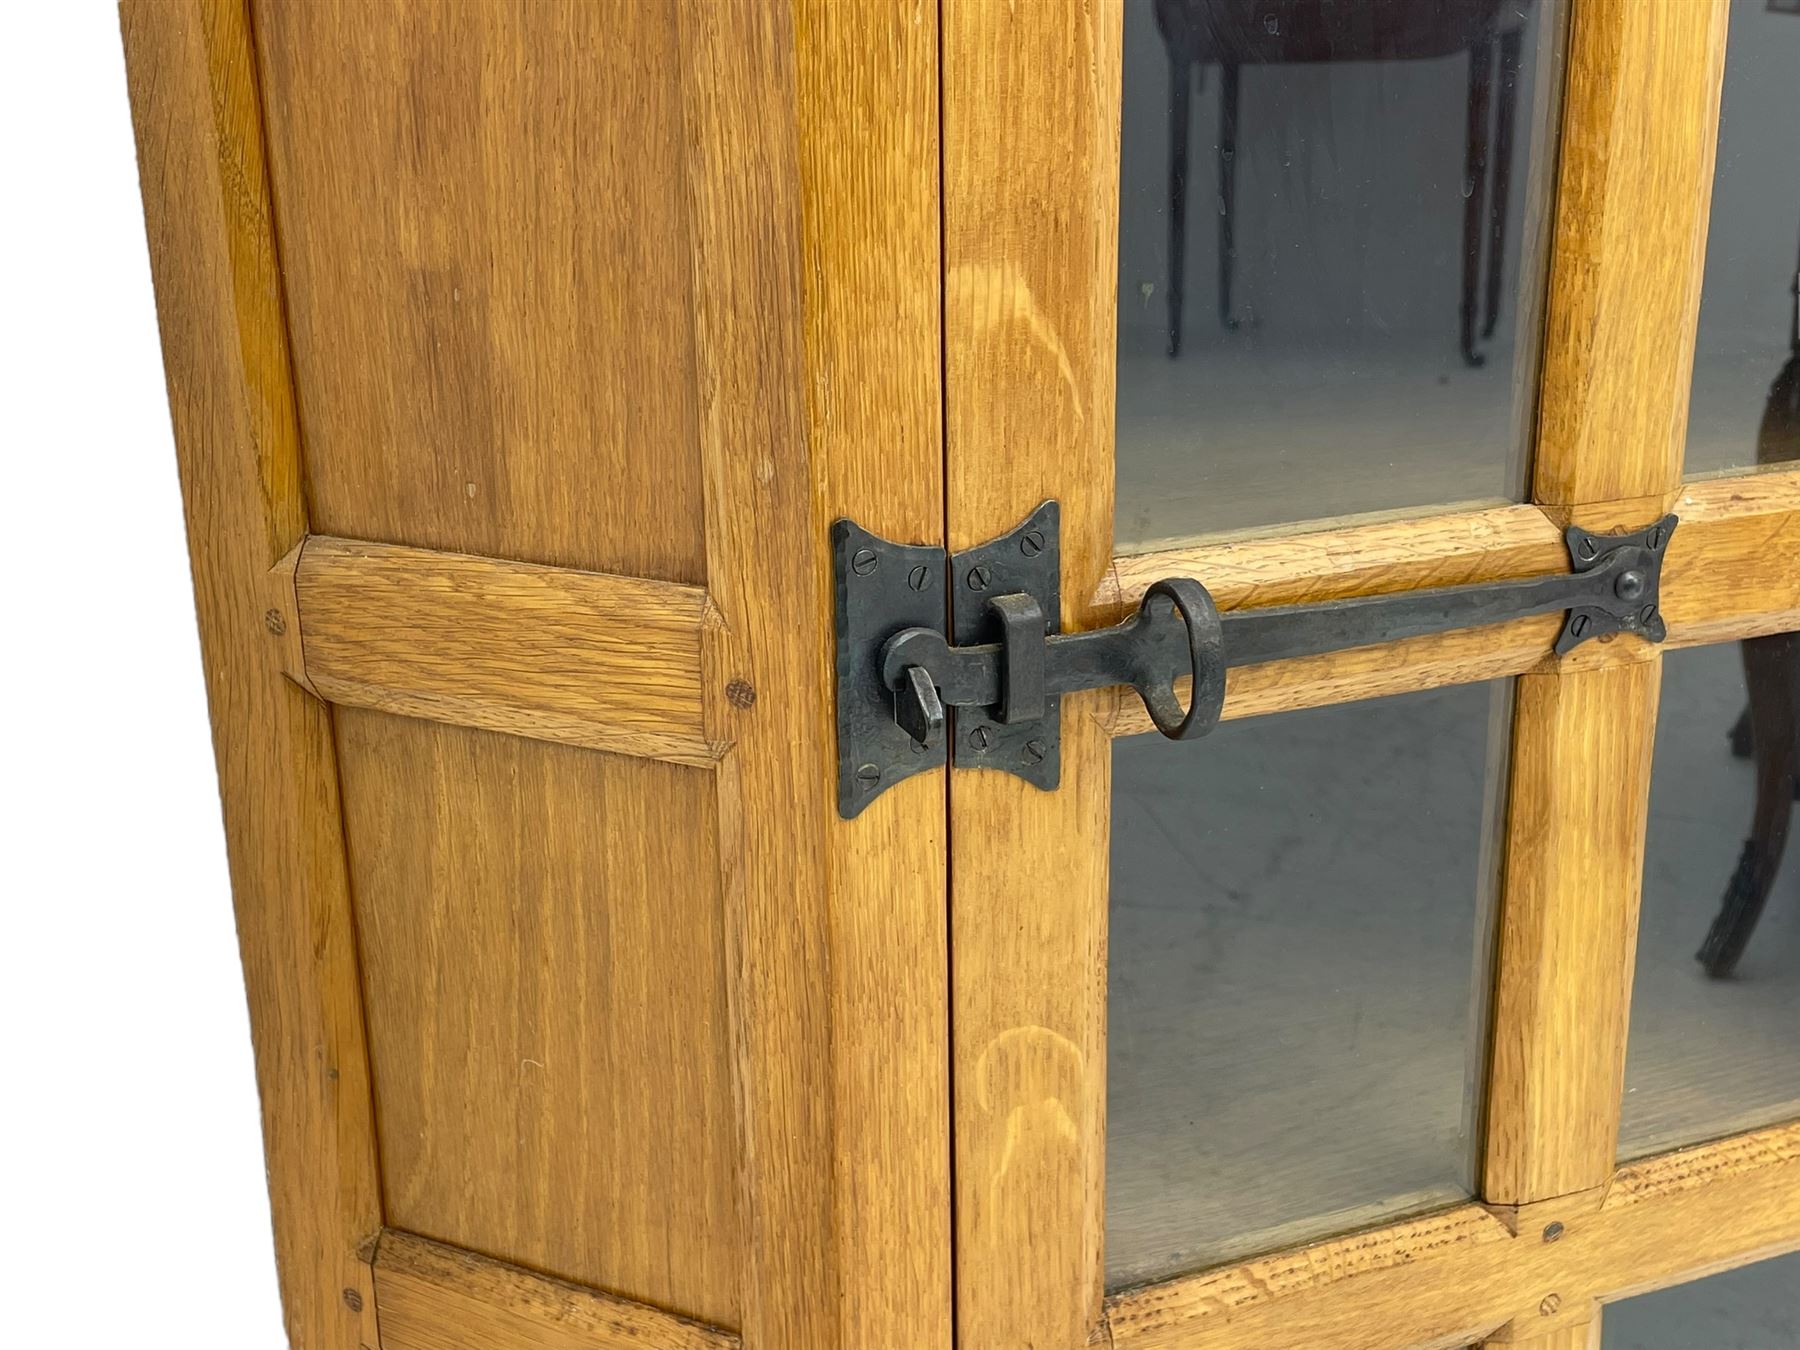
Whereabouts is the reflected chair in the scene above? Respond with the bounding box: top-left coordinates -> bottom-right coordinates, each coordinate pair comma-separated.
1698,253 -> 1800,978
1155,0 -> 1529,366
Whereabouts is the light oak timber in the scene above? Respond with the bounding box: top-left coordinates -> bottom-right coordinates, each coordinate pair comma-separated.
1104,478 -> 1800,738
789,0 -> 953,1342
943,1 -> 1121,1344
1101,1120 -> 1800,1350
253,2 -> 746,1324
289,536 -> 728,767
1533,0 -> 1729,504
120,2 -> 383,1346
373,1230 -> 738,1350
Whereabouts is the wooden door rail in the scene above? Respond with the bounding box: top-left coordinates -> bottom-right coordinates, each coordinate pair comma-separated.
373,1229 -> 739,1350
1102,1118 -> 1800,1350
266,536 -> 738,767
1105,468 -> 1800,737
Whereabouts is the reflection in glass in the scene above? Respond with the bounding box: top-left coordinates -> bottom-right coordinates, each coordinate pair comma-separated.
1684,0 -> 1800,480
1619,639 -> 1800,1159
1106,680 -> 1510,1287
1116,0 -> 1565,549
1604,1249 -> 1800,1350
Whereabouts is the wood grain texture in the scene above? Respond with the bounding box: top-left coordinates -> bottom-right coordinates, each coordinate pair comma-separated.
120,2 -> 383,1346
1105,477 -> 1800,736
1534,0 -> 1730,504
1484,661 -> 1661,1205
338,711 -> 740,1326
374,1230 -> 738,1350
943,1 -> 1122,1343
677,3 -> 840,1344
791,0 -> 952,1343
252,0 -> 706,582
1103,1119 -> 1800,1350
292,535 -> 727,765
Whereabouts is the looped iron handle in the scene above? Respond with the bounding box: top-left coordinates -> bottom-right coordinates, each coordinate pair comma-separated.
878,575 -> 1229,747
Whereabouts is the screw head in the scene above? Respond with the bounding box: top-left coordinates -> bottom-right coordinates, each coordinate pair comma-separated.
1020,530 -> 1046,558
1570,613 -> 1589,639
1649,525 -> 1665,550
855,762 -> 881,787
1024,739 -> 1047,764
1577,535 -> 1598,560
1542,1221 -> 1564,1243
1614,569 -> 1647,602
851,548 -> 879,576
1639,603 -> 1658,626
907,564 -> 931,592
968,726 -> 993,752
966,565 -> 992,591
909,738 -> 928,756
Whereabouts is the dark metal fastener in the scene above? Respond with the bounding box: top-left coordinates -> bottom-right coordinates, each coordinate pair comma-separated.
852,548 -> 879,576
966,564 -> 992,591
907,564 -> 932,592
1020,530 -> 1046,557
969,726 -> 993,752
1542,1222 -> 1564,1243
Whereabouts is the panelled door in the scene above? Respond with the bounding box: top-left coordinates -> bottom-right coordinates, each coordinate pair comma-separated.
943,2 -> 1800,1347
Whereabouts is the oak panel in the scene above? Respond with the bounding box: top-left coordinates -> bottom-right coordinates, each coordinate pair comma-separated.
374,1230 -> 737,1350
292,536 -> 725,765
120,3 -> 384,1346
253,0 -> 706,582
1534,0 -> 1730,504
338,711 -> 740,1327
943,0 -> 1122,1343
1104,1120 -> 1800,1350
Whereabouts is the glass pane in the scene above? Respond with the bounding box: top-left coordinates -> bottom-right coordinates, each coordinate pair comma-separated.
1115,0 -> 1566,551
1107,680 -> 1511,1288
1683,0 -> 1800,480
1619,637 -> 1800,1159
1604,1250 -> 1800,1350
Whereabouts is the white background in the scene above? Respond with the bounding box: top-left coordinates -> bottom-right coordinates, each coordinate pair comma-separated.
2,6 -> 285,1344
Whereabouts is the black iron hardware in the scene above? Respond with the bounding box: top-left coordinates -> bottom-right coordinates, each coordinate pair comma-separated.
834,503 -> 1676,816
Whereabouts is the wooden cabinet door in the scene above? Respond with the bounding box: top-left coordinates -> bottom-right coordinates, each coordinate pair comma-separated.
123,3 -> 951,1348
944,1 -> 1800,1347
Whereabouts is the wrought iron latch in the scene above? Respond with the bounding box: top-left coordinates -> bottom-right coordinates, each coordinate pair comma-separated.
834,503 -> 1676,817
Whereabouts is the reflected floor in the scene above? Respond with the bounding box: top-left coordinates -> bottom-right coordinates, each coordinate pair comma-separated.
1621,641 -> 1800,1158
1115,341 -> 1789,552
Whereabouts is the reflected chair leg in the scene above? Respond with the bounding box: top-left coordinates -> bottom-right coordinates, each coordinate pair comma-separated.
1219,62 -> 1240,331
1460,39 -> 1493,367
1698,632 -> 1800,978
1167,51 -> 1191,358
1483,28 -> 1521,340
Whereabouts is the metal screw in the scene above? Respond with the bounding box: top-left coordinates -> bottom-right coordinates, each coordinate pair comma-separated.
1539,1293 -> 1561,1318
1578,535 -> 1598,561
968,726 -> 993,752
1569,613 -> 1589,639
856,763 -> 881,788
907,564 -> 931,591
1024,739 -> 1047,765
1639,603 -> 1658,626
1649,525 -> 1665,550
1020,530 -> 1046,558
1614,569 -> 1646,601
851,549 -> 879,576
967,565 -> 992,591
1542,1222 -> 1564,1243
909,739 -> 928,756
264,608 -> 287,636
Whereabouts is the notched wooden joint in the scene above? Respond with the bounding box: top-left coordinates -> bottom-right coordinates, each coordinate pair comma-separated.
264,538 -> 321,698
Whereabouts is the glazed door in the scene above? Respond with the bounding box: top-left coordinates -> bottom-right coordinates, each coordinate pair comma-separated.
943,2 -> 1800,1347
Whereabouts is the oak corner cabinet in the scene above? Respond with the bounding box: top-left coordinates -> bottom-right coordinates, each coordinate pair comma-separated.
124,1 -> 1800,1348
